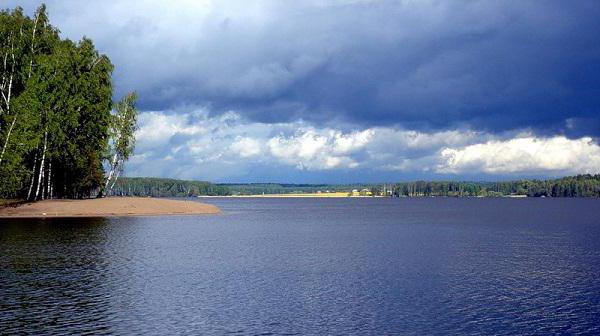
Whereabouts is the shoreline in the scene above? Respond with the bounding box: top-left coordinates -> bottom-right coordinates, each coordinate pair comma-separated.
197,194 -> 532,198
0,197 -> 220,218
199,194 -> 380,198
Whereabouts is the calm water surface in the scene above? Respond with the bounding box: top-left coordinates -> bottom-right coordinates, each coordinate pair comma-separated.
1,198 -> 600,335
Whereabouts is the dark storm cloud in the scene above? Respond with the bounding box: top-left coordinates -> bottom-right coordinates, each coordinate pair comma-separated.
10,0 -> 600,137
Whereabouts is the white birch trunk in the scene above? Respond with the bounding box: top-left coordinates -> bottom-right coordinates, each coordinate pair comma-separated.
34,130 -> 47,201
104,152 -> 118,192
27,151 -> 38,200
49,163 -> 53,199
28,13 -> 39,79
1,32 -> 14,115
39,163 -> 45,200
0,59 -> 14,164
1,40 -> 8,106
110,166 -> 121,190
0,13 -> 37,164
0,114 -> 16,165
1,73 -> 12,113
47,160 -> 52,199
0,33 -> 14,118
42,166 -> 46,200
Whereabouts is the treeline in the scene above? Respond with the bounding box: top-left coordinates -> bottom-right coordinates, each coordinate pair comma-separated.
392,175 -> 600,197
108,177 -> 230,197
218,183 -> 368,195
219,175 -> 600,197
0,6 -> 136,200
99,175 -> 600,198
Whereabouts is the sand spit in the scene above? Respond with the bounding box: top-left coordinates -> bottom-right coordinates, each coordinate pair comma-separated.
0,197 -> 220,218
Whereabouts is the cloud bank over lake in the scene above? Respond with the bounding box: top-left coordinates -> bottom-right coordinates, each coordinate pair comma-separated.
130,110 -> 600,182
11,0 -> 600,181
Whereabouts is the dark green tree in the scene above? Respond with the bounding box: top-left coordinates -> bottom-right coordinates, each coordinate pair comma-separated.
0,5 -> 133,200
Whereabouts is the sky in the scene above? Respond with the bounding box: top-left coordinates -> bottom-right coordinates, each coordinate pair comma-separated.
9,0 -> 600,183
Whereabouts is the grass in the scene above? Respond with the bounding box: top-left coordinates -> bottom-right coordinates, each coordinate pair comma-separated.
0,199 -> 24,207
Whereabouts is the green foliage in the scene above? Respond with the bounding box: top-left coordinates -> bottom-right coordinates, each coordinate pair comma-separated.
109,177 -> 230,197
101,92 -> 138,196
0,5 -> 120,199
222,175 -> 600,198
391,175 -> 600,197
110,92 -> 138,161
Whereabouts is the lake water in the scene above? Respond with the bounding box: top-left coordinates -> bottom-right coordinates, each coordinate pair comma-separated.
1,198 -> 600,335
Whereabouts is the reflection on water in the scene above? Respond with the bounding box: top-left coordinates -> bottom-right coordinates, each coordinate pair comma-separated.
1,198 -> 600,335
1,218 -> 113,334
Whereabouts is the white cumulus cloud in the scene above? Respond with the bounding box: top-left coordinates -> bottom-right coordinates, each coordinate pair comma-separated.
127,109 -> 600,181
230,137 -> 262,158
438,136 -> 600,174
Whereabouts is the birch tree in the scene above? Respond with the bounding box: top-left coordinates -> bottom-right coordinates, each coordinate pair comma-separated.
101,92 -> 138,197
27,38 -> 113,199
0,6 -> 49,165
0,6 -> 55,197
0,5 -> 127,200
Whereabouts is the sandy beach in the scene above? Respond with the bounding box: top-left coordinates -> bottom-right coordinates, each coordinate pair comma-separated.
0,197 -> 220,218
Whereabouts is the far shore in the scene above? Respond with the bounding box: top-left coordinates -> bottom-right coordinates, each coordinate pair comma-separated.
199,192 -> 378,198
197,193 -> 532,198
0,197 -> 220,218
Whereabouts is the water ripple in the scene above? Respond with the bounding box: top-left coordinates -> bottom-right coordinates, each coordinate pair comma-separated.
1,198 -> 600,335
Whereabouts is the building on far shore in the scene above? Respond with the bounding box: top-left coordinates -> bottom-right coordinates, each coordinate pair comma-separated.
348,189 -> 373,197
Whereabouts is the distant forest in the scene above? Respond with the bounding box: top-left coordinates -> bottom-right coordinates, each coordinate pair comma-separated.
391,175 -> 600,197
218,183 -> 374,195
108,177 -> 230,197
110,175 -> 600,198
